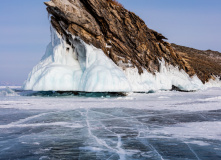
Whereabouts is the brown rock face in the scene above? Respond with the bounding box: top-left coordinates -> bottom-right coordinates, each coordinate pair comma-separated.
172,44 -> 221,83
44,0 -> 219,83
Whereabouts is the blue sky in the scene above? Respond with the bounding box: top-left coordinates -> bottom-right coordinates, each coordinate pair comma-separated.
0,0 -> 221,85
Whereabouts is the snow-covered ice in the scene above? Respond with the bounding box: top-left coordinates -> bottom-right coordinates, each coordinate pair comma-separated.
23,27 -> 220,92
0,86 -> 221,159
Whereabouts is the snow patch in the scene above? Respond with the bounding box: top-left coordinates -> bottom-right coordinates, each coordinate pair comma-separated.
151,122 -> 221,141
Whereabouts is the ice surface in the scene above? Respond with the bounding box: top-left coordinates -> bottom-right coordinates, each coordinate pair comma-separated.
0,87 -> 221,159
23,26 -> 221,92
150,121 -> 221,141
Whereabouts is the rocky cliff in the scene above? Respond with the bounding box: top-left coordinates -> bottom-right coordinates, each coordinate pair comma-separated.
22,0 -> 220,92
44,0 -> 197,78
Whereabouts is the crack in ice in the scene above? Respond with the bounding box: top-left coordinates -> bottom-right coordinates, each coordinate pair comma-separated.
186,142 -> 201,160
85,109 -> 128,159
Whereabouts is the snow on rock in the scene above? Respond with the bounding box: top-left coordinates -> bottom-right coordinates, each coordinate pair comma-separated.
23,28 -> 131,92
205,76 -> 221,88
124,60 -> 204,92
23,28 -> 217,92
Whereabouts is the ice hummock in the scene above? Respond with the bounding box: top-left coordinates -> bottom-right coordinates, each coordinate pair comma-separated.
23,27 -> 218,92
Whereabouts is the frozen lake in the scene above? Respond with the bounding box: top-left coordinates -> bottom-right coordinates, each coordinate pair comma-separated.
0,87 -> 221,160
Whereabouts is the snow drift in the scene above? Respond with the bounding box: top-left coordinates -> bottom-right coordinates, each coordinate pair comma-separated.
23,28 -> 207,92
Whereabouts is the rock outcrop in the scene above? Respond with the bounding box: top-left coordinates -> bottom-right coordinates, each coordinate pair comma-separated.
40,0 -> 221,91
44,0 -> 196,78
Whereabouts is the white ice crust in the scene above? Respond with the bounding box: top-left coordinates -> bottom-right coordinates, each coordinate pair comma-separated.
23,28 -> 131,92
23,28 -> 220,92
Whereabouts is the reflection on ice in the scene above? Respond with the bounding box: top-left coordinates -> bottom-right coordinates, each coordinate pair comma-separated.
0,87 -> 221,159
24,91 -> 127,98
